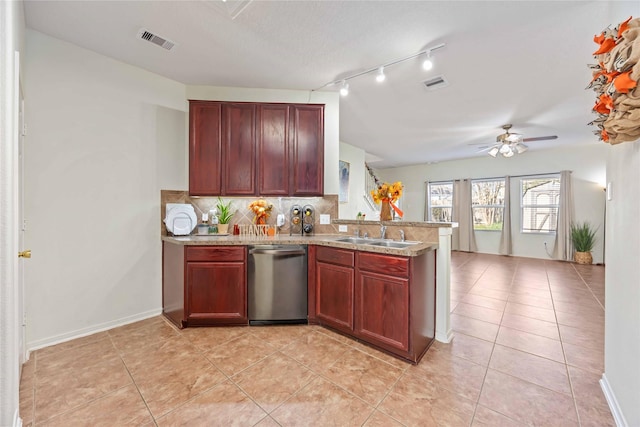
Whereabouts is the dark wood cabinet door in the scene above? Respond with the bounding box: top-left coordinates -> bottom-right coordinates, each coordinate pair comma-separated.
355,269 -> 409,352
258,104 -> 289,195
186,261 -> 247,325
222,103 -> 256,195
290,105 -> 324,196
189,101 -> 222,195
316,261 -> 354,333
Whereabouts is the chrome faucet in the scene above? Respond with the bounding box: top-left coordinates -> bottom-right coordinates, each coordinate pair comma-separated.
380,225 -> 387,239
354,228 -> 360,238
399,230 -> 405,242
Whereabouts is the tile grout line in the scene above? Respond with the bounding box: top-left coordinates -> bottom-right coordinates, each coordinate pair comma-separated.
545,263 -> 583,426
469,255 -> 519,425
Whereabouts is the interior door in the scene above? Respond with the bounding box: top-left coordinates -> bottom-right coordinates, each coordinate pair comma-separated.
17,80 -> 27,364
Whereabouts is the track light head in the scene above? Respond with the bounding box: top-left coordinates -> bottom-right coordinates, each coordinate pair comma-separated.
339,80 -> 349,96
422,52 -> 433,71
375,66 -> 386,83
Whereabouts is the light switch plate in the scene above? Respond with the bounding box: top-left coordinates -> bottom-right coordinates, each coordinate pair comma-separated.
320,214 -> 330,225
607,182 -> 613,201
338,225 -> 348,232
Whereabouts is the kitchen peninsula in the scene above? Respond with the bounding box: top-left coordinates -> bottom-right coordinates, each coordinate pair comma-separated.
162,220 -> 454,364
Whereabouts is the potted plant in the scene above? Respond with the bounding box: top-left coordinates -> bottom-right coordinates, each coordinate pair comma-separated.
216,197 -> 235,234
570,222 -> 598,264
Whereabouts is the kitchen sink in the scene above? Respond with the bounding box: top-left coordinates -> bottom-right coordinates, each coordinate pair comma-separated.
333,237 -> 374,244
365,240 -> 420,249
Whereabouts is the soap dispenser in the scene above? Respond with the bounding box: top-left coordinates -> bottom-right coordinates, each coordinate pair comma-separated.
209,208 -> 218,234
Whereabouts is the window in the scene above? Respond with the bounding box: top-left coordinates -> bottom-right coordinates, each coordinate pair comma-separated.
521,176 -> 560,233
472,179 -> 505,230
427,182 -> 453,222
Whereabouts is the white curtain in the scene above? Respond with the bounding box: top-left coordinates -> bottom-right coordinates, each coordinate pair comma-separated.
499,176 -> 512,255
553,170 -> 574,260
452,179 -> 477,252
423,181 -> 430,221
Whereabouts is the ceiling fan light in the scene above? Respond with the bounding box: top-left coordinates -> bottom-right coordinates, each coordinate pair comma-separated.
488,146 -> 499,157
515,143 -> 528,154
503,149 -> 515,158
375,66 -> 386,82
499,143 -> 511,154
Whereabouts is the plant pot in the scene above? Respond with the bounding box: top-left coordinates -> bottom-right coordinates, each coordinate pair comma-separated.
574,251 -> 593,265
218,224 -> 229,234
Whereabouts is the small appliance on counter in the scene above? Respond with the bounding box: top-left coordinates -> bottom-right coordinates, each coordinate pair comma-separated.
302,205 -> 315,235
164,203 -> 197,236
290,204 -> 302,236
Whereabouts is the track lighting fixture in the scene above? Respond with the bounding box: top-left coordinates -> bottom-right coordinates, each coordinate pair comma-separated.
315,43 -> 445,96
422,53 -> 433,71
339,80 -> 349,96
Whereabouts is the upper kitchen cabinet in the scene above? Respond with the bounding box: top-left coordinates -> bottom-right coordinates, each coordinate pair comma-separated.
189,101 -> 222,196
189,101 -> 324,197
222,103 -> 257,195
290,104 -> 324,196
257,104 -> 290,195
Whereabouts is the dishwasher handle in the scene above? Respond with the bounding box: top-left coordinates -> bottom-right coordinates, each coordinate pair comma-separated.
249,248 -> 306,256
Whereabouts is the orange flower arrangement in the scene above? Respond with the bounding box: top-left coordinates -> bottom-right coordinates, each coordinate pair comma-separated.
371,181 -> 403,204
248,199 -> 273,224
371,181 -> 404,218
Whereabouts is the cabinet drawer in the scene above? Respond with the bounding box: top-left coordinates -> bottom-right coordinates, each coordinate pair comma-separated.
357,253 -> 409,278
186,246 -> 245,262
316,246 -> 354,267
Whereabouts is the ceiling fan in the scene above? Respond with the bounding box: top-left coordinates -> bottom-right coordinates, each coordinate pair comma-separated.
481,124 -> 558,158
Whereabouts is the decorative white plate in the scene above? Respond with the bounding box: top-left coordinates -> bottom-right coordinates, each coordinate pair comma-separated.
164,204 -> 197,235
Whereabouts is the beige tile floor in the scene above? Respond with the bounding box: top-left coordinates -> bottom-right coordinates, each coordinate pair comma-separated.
20,252 -> 613,426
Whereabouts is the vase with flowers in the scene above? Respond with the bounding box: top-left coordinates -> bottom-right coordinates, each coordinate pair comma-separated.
248,199 -> 273,224
371,181 -> 404,221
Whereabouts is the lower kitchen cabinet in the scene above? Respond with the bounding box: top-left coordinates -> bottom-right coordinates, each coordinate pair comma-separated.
163,242 -> 247,327
310,245 -> 436,363
355,271 -> 410,352
314,246 -> 355,334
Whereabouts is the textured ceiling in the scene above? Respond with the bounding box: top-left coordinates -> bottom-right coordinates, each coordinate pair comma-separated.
23,1 -> 640,167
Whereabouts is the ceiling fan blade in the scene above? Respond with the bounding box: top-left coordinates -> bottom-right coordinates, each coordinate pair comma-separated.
475,145 -> 492,152
522,135 -> 558,142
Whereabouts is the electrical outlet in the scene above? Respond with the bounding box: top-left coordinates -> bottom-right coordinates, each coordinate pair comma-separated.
338,225 -> 348,232
320,214 -> 330,225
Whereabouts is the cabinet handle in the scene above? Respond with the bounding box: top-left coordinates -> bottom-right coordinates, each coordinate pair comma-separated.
249,249 -> 306,256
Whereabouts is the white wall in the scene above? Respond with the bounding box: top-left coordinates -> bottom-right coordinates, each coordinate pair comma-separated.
338,141 -> 368,219
24,30 -> 188,349
377,144 -> 607,262
186,85 -> 340,196
604,139 -> 640,426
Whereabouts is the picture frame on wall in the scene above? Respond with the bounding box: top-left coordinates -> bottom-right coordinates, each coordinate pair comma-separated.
339,160 -> 349,203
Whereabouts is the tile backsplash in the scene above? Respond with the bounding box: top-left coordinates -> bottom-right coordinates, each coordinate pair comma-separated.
161,190 -> 339,236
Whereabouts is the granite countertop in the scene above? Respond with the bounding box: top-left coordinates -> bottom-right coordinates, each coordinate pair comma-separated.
161,234 -> 438,257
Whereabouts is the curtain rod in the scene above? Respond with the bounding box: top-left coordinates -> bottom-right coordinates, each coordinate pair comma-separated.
425,172 -> 565,185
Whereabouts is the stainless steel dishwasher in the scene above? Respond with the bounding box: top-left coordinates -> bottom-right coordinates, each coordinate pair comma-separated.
247,245 -> 308,325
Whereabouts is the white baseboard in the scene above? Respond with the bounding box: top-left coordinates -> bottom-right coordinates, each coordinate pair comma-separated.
26,308 -> 163,352
436,329 -> 454,343
600,373 -> 628,427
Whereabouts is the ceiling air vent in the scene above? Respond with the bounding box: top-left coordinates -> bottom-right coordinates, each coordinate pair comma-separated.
422,75 -> 449,91
136,28 -> 176,51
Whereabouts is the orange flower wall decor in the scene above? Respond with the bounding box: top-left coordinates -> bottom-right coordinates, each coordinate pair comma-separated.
588,16 -> 640,145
